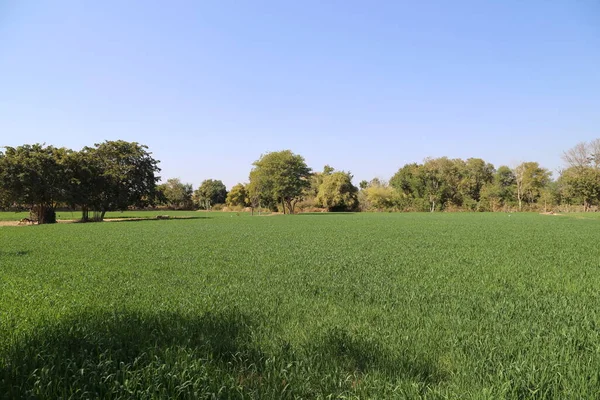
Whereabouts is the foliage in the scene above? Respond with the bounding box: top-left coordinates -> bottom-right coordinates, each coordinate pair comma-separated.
315,171 -> 359,211
90,141 -> 161,220
558,167 -> 600,211
193,179 -> 227,210
156,178 -> 194,210
225,183 -> 249,207
0,144 -> 71,223
514,162 -> 552,210
248,150 -> 311,214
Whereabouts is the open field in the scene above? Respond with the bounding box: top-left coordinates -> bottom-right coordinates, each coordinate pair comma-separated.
1,212 -> 600,398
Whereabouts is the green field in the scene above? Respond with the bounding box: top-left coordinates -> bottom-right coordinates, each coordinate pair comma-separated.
1,212 -> 600,398
0,210 -> 201,221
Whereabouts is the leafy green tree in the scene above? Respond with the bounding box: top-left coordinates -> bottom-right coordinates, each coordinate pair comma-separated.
560,139 -> 600,211
514,162 -> 551,210
461,158 -> 495,202
316,171 -> 359,211
0,144 -> 71,223
390,163 -> 425,200
226,183 -> 249,207
306,165 -> 335,199
363,179 -> 398,211
62,147 -> 105,222
248,150 -> 311,214
558,167 -> 600,211
194,179 -> 227,210
157,178 -> 193,210
92,140 -> 161,220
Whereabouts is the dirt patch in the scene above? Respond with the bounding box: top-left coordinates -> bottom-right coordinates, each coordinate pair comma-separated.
0,219 -> 76,227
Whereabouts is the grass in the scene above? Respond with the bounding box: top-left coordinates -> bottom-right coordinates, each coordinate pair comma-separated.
0,210 -> 200,221
1,212 -> 600,398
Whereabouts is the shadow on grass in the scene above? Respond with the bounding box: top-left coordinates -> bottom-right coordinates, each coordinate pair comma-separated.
295,212 -> 357,216
0,250 -> 30,257
312,327 -> 446,386
74,216 -> 211,223
0,311 -> 445,398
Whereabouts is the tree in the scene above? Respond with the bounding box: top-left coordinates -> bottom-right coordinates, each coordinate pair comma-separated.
562,139 -> 600,169
514,162 -> 551,210
461,158 -> 495,202
559,167 -> 600,211
560,139 -> 600,211
194,179 -> 227,210
248,150 -> 311,214
315,171 -> 359,211
0,144 -> 71,223
62,147 -> 105,222
226,183 -> 249,207
390,163 -> 425,199
157,178 -> 193,209
91,140 -> 161,220
363,179 -> 397,211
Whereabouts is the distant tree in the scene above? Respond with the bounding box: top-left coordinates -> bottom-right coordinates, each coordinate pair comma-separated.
363,179 -> 397,211
306,165 -> 335,199
558,166 -> 600,211
479,165 -> 516,211
157,178 -> 193,209
226,183 -> 249,207
248,150 -> 311,214
359,180 -> 368,190
390,163 -> 425,199
0,144 -> 71,223
461,158 -> 495,202
562,139 -> 600,169
560,139 -> 600,211
514,162 -> 551,210
194,179 -> 227,210
316,171 -> 359,211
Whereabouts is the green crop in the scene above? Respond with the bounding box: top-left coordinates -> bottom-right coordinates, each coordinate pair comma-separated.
1,212 -> 599,398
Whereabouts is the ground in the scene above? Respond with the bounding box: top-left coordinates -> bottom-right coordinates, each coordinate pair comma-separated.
1,211 -> 599,398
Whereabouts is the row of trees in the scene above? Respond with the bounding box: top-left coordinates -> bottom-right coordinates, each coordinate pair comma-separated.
0,141 -> 160,223
222,140 -> 599,214
1,139 -> 598,222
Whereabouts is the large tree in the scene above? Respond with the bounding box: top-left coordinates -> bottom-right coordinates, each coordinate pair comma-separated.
91,140 -> 161,220
248,150 -> 311,214
194,179 -> 227,210
0,144 -> 71,223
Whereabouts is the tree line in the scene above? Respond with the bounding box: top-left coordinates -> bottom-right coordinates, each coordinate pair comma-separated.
1,139 -> 599,223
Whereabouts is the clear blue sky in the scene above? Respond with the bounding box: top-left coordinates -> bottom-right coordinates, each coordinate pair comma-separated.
1,1 -> 599,188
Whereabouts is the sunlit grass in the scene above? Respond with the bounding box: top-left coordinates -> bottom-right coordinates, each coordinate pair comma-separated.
1,212 -> 600,398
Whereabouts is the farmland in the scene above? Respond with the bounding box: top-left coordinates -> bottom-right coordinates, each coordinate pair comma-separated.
1,212 -> 600,399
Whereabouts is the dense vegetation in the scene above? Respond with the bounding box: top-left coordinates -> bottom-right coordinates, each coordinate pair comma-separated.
1,212 -> 600,398
1,139 -> 599,223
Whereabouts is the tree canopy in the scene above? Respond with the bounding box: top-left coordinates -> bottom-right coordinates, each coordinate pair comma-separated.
248,150 -> 311,214
194,179 -> 227,210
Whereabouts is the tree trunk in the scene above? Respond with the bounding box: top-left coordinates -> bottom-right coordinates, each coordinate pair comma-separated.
81,206 -> 89,222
